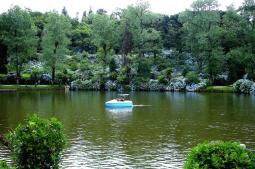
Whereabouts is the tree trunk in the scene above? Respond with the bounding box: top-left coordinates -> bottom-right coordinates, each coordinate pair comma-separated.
15,46 -> 20,85
52,66 -> 55,84
153,52 -> 157,64
103,44 -> 107,66
16,69 -> 20,85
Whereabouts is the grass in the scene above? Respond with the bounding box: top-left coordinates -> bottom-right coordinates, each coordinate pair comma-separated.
203,86 -> 233,93
0,85 -> 64,91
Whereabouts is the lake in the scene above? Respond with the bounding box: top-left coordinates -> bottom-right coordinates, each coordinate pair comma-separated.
0,91 -> 255,168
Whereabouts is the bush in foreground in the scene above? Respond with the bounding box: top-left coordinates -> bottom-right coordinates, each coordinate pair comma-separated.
184,141 -> 255,169
6,115 -> 66,169
0,161 -> 12,169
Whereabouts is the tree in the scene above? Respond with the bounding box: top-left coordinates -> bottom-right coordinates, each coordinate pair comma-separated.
180,0 -> 225,83
29,11 -> 46,53
91,13 -> 117,65
41,12 -> 71,83
120,23 -> 133,66
0,6 -> 37,84
69,22 -> 95,53
240,0 -> 255,79
222,6 -> 249,82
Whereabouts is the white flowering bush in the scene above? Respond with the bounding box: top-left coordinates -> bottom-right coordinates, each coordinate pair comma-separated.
233,79 -> 254,94
250,83 -> 255,95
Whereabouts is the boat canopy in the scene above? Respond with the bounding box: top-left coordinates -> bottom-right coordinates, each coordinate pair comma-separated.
118,94 -> 129,97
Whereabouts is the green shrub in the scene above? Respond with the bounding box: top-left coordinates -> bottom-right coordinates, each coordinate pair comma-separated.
137,59 -> 151,77
109,72 -> 117,80
117,73 -> 128,84
184,141 -> 255,169
185,71 -> 200,84
0,161 -> 12,169
6,114 -> 66,169
132,76 -> 149,85
30,68 -> 43,82
109,58 -> 117,72
0,74 -> 7,82
158,74 -> 168,84
164,68 -> 173,81
116,67 -> 131,85
21,74 -> 31,81
157,68 -> 173,84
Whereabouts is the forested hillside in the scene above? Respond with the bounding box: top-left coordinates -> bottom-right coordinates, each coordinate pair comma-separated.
0,0 -> 254,91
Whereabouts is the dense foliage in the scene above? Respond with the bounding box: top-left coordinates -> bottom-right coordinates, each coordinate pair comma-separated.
0,161 -> 12,169
184,141 -> 255,169
0,0 -> 254,90
6,115 -> 66,169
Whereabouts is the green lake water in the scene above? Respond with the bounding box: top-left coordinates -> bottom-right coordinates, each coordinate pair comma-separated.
0,91 -> 255,168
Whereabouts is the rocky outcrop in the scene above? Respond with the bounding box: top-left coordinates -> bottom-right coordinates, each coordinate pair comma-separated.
186,82 -> 207,92
167,77 -> 186,91
70,81 -> 77,91
72,77 -> 210,92
76,80 -> 100,90
105,80 -> 117,91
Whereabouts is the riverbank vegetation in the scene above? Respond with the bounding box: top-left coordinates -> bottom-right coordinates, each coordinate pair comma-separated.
0,0 -> 255,93
184,141 -> 255,169
0,115 -> 66,169
0,85 -> 63,91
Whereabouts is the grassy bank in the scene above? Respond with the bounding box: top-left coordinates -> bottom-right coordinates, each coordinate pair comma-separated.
0,85 -> 64,91
203,86 -> 233,93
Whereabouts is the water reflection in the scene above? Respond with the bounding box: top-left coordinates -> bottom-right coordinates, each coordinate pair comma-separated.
106,107 -> 133,121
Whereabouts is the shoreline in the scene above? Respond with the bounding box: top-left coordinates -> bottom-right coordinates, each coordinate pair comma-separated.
0,85 -> 233,93
0,85 -> 64,92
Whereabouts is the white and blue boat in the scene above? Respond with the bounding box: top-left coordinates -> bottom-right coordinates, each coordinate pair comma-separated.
105,94 -> 133,108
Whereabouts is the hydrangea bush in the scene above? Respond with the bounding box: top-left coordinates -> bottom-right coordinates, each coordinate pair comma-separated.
233,79 -> 254,94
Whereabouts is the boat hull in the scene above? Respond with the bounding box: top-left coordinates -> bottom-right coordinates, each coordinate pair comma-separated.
105,99 -> 133,108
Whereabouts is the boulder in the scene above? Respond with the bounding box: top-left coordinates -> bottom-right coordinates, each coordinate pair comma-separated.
40,74 -> 52,84
70,81 -> 77,91
148,79 -> 165,91
186,82 -> 207,92
105,80 -> 117,91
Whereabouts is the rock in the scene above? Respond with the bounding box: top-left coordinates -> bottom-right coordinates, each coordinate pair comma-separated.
70,81 -> 77,91
40,74 -> 52,84
76,80 -> 100,90
148,79 -> 165,91
186,82 -> 207,92
167,77 -> 186,91
105,80 -> 117,91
